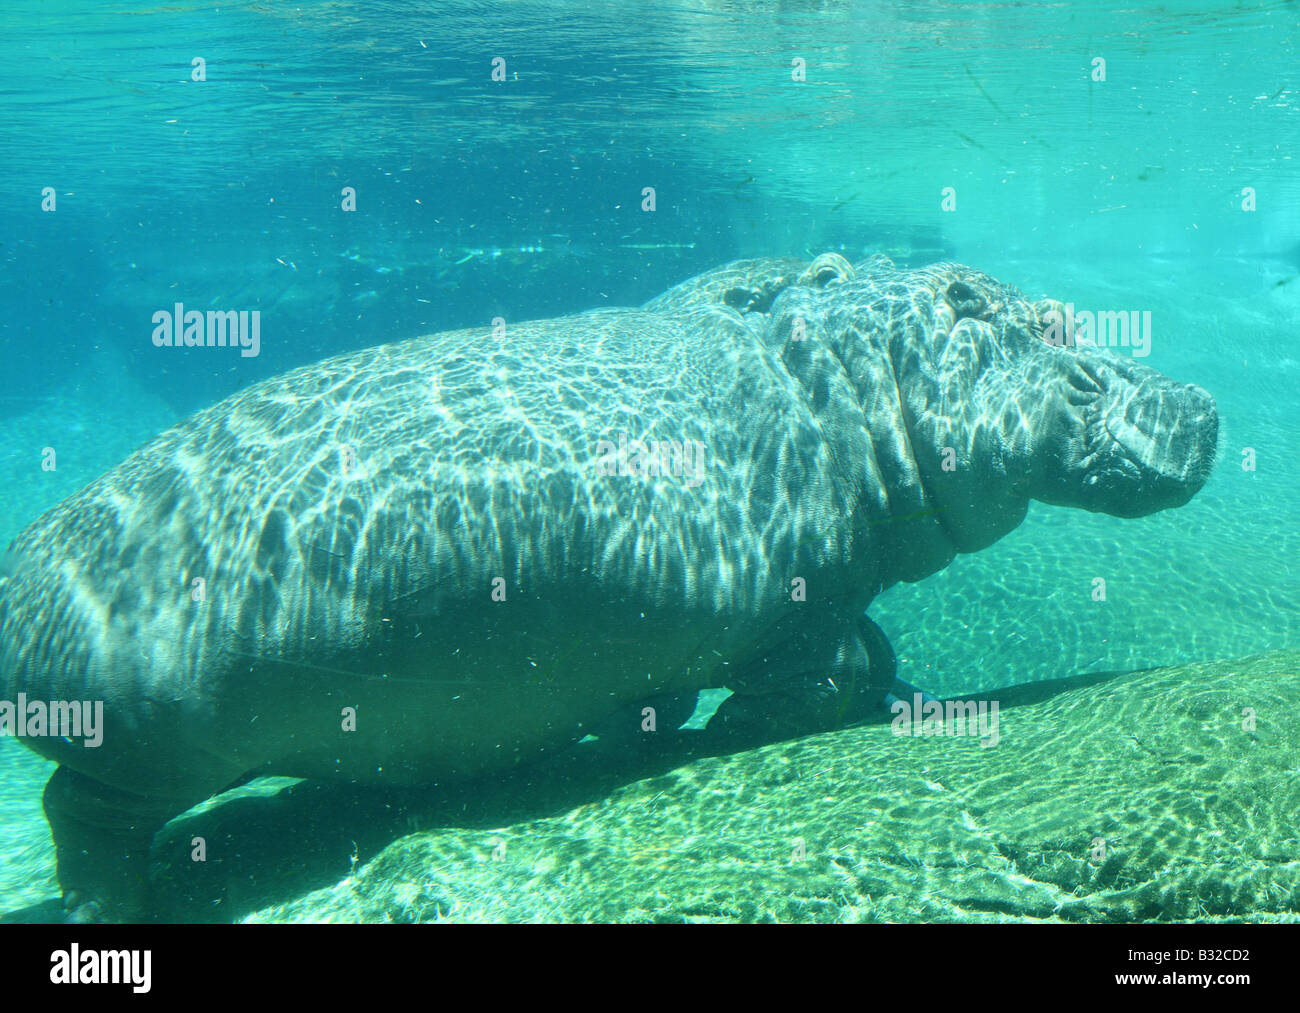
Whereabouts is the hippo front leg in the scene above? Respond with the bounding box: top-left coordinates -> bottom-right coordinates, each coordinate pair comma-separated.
582,614 -> 920,757
42,765 -> 194,923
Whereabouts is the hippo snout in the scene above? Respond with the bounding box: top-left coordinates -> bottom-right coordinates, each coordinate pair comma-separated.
1033,352 -> 1219,518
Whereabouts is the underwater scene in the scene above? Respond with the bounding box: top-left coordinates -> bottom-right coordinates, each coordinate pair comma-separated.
0,0 -> 1297,930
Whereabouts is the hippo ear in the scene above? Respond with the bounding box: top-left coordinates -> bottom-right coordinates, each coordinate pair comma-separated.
798,252 -> 856,289
723,253 -> 856,313
723,283 -> 784,314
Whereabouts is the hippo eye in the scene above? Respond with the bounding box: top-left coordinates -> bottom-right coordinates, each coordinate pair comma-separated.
723,287 -> 754,310
943,280 -> 994,322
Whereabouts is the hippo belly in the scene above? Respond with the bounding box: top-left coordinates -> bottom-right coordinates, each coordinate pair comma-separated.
216,591 -> 749,785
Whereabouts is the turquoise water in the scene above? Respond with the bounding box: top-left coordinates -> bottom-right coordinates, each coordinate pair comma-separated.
0,1 -> 1296,922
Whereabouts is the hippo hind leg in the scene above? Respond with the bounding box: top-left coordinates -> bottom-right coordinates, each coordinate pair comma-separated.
42,765 -> 192,922
582,690 -> 702,746
707,612 -> 904,744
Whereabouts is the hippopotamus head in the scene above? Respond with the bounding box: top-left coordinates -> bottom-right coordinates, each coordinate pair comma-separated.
853,263 -> 1219,546
713,255 -> 1219,578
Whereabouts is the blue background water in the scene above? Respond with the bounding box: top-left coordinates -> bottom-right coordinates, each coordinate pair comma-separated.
0,0 -> 1296,918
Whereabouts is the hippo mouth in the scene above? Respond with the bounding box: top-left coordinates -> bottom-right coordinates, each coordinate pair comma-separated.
1037,352 -> 1219,517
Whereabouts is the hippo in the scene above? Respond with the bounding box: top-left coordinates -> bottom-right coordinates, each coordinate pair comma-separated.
0,253 -> 1218,920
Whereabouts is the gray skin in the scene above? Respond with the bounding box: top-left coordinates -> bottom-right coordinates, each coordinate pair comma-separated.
0,254 -> 1218,921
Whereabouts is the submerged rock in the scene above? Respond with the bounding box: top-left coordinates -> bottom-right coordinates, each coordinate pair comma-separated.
236,649 -> 1299,923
